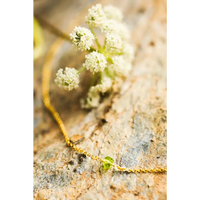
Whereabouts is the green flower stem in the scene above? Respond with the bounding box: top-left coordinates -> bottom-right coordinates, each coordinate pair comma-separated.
116,52 -> 123,56
89,47 -> 96,52
90,27 -> 101,49
107,56 -> 113,64
102,38 -> 106,51
77,66 -> 86,74
90,74 -> 97,87
106,67 -> 114,80
100,71 -> 104,82
103,52 -> 113,64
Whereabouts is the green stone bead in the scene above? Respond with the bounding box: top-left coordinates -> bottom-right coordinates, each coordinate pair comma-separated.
103,156 -> 114,170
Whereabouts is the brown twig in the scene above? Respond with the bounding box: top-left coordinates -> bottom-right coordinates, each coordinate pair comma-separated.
34,14 -> 70,41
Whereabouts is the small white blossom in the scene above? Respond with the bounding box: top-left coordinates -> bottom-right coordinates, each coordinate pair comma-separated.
111,56 -> 132,77
100,19 -> 116,33
122,43 -> 135,62
105,33 -> 122,52
70,26 -> 94,51
103,5 -> 123,21
81,87 -> 100,108
93,76 -> 113,93
83,52 -> 107,73
80,76 -> 112,108
101,20 -> 130,41
85,4 -> 106,27
117,23 -> 130,41
54,67 -> 79,90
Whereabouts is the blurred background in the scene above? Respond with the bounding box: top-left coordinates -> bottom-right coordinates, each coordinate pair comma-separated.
34,0 -> 166,154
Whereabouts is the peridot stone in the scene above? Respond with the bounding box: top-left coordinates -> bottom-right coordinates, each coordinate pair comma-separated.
103,156 -> 114,170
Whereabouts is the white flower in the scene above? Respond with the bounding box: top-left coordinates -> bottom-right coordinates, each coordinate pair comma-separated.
103,5 -> 123,21
111,56 -> 132,77
81,87 -> 100,108
101,20 -> 130,41
122,43 -> 135,62
80,76 -> 112,108
54,67 -> 79,90
70,26 -> 94,51
93,76 -> 113,93
83,52 -> 107,73
100,19 -> 116,33
85,4 -> 106,27
117,23 -> 130,41
105,33 -> 122,52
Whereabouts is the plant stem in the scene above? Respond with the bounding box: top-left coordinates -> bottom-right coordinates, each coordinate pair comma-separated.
90,74 -> 97,87
100,71 -> 104,82
77,66 -> 86,74
105,67 -> 114,80
90,27 -> 101,49
34,14 -> 71,41
35,15 -> 97,53
107,56 -> 113,64
89,47 -> 96,52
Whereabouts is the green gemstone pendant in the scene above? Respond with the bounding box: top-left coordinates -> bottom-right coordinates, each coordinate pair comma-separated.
103,156 -> 114,170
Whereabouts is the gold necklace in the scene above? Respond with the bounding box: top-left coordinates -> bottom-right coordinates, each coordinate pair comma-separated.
42,25 -> 167,175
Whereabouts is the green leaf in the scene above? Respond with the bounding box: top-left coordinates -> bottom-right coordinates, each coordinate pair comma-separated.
103,156 -> 114,170
34,18 -> 45,60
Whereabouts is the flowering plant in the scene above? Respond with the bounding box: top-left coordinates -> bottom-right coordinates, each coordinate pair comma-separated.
55,4 -> 135,108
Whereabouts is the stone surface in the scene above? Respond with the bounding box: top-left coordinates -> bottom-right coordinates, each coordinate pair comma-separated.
34,0 -> 167,199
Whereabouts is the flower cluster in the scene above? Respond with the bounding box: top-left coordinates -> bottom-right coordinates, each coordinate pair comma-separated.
91,76 -> 113,93
101,19 -> 130,41
122,43 -> 135,62
103,5 -> 123,21
81,87 -> 100,108
83,51 -> 107,73
70,26 -> 94,51
54,67 -> 79,90
55,3 -> 135,108
110,56 -> 132,77
105,33 -> 122,52
85,4 -> 106,28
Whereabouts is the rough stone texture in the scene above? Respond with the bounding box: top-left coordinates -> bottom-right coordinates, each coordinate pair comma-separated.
34,0 -> 167,199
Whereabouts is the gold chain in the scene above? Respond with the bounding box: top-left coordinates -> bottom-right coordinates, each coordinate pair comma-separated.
42,33 -> 167,174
